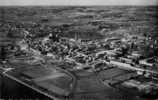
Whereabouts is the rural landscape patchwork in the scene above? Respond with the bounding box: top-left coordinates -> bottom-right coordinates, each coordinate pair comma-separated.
0,5 -> 158,100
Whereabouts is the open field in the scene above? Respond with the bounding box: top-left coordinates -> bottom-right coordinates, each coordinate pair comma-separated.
0,6 -> 158,39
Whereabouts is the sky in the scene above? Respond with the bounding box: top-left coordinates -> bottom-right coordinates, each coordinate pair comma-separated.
0,0 -> 158,6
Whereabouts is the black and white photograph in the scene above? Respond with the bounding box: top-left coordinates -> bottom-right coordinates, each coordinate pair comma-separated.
0,0 -> 158,100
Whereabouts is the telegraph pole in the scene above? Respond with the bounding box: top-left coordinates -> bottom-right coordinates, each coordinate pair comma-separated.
0,8 -> 6,63
0,7 -> 5,25
0,7 -> 4,99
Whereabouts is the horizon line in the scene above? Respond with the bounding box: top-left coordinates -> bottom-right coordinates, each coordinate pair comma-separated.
0,4 -> 158,7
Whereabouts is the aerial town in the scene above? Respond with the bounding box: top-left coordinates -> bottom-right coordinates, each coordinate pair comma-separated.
0,6 -> 158,100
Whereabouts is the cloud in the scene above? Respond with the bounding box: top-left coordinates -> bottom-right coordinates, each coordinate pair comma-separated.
0,0 -> 158,5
